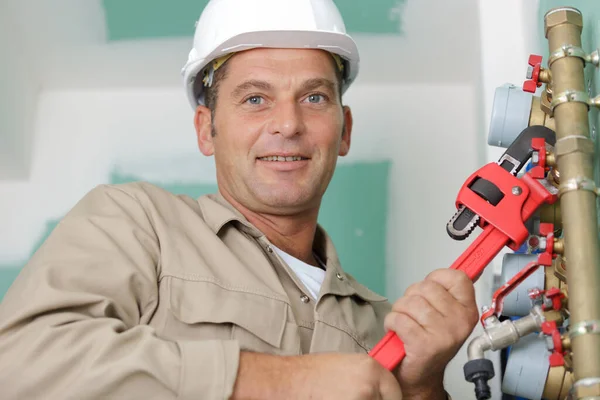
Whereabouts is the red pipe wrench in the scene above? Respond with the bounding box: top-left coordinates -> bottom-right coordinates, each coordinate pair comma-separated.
369,131 -> 558,371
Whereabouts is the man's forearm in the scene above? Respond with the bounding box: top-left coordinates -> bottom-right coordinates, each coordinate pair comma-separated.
230,351 -> 406,400
404,389 -> 447,400
401,376 -> 447,400
231,351 -> 306,400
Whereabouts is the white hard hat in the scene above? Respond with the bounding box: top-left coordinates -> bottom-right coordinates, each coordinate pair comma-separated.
181,0 -> 360,110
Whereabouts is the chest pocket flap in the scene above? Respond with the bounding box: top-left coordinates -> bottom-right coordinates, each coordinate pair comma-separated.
168,277 -> 288,350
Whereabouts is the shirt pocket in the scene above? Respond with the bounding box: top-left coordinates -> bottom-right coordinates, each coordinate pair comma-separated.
165,277 -> 300,355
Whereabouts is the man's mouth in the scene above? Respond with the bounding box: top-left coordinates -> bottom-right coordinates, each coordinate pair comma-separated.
257,156 -> 309,162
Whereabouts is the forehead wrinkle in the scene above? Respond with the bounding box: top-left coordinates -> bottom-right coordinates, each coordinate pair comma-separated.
226,49 -> 339,95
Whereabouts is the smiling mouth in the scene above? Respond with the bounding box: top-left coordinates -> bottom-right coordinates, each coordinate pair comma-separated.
257,156 -> 309,162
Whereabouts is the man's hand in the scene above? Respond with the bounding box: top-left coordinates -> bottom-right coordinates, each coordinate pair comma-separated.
232,352 -> 403,400
384,269 -> 479,399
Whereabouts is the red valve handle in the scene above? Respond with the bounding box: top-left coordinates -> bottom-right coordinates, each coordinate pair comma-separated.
523,54 -> 543,93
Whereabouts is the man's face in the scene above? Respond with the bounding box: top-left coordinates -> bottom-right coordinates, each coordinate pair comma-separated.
195,48 -> 353,215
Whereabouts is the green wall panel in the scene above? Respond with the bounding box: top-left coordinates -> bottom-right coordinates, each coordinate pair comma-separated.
1,161 -> 390,301
319,161 -> 390,295
102,0 -> 406,41
0,267 -> 22,301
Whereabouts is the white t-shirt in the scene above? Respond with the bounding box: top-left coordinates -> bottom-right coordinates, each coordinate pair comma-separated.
272,246 -> 326,301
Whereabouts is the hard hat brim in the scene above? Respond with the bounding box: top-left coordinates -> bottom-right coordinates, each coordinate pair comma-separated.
182,30 -> 360,109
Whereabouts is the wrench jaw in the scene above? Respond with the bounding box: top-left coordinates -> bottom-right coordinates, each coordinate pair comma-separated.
447,206 -> 479,241
446,125 -> 557,243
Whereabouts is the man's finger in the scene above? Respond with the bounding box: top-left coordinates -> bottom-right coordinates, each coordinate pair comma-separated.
391,294 -> 445,335
425,268 -> 476,307
384,310 -> 426,342
402,280 -> 458,318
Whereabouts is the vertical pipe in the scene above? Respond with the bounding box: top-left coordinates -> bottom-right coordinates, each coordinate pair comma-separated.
544,6 -> 600,386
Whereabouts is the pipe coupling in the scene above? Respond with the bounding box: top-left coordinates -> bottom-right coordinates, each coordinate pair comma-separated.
559,177 -> 600,198
570,320 -> 600,339
567,377 -> 600,399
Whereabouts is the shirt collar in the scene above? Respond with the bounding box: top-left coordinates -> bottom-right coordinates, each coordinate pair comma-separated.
315,224 -> 387,302
196,192 -> 386,301
197,192 -> 263,237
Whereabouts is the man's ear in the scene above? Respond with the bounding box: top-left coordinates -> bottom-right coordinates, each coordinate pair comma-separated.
194,105 -> 214,156
339,105 -> 353,156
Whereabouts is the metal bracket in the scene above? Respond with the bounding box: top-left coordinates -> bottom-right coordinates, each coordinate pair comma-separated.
559,177 -> 600,198
570,320 -> 600,339
551,90 -> 591,109
548,45 -> 600,67
567,376 -> 600,399
551,89 -> 600,111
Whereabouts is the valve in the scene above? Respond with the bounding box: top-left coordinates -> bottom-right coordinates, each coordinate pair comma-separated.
529,137 -> 551,179
545,287 -> 566,311
541,320 -> 567,367
524,54 -> 544,93
528,286 -> 566,311
480,223 -> 556,323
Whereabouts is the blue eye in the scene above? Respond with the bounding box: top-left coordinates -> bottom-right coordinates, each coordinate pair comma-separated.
246,96 -> 263,105
306,94 -> 325,103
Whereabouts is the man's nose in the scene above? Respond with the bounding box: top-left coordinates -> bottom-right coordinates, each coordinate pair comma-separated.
267,100 -> 306,138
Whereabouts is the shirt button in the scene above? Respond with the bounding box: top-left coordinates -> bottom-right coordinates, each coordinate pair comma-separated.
266,245 -> 273,253
300,295 -> 310,303
336,272 -> 344,281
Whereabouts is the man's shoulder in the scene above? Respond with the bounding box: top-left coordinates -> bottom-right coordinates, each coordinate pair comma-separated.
344,272 -> 390,305
86,181 -> 207,204
72,181 -> 213,218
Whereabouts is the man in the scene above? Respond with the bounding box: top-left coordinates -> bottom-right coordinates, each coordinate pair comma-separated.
0,0 -> 478,399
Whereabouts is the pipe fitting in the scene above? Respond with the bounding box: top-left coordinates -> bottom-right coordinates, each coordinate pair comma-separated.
555,135 -> 595,157
465,307 -> 545,400
569,377 -> 600,399
467,306 -> 545,360
543,365 -> 574,399
544,7 -> 583,38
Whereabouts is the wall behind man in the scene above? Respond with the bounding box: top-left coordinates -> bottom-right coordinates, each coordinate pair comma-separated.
0,1 -> 38,179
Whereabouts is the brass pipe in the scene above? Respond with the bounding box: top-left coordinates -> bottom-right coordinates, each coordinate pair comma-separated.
542,85 -> 554,116
544,5 -> 600,388
563,335 -> 572,351
539,201 -> 562,232
539,68 -> 553,84
543,365 -> 574,399
529,94 -> 556,131
550,167 -> 560,187
546,151 -> 557,167
553,238 -> 565,255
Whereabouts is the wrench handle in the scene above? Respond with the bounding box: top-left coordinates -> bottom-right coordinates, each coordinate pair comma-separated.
368,331 -> 405,371
449,225 -> 509,280
369,225 -> 508,370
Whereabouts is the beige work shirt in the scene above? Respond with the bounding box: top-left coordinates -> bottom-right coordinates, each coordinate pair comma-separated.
0,182 -> 394,399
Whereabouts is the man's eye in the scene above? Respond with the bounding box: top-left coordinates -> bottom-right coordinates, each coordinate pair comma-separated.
306,94 -> 326,104
246,96 -> 263,105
